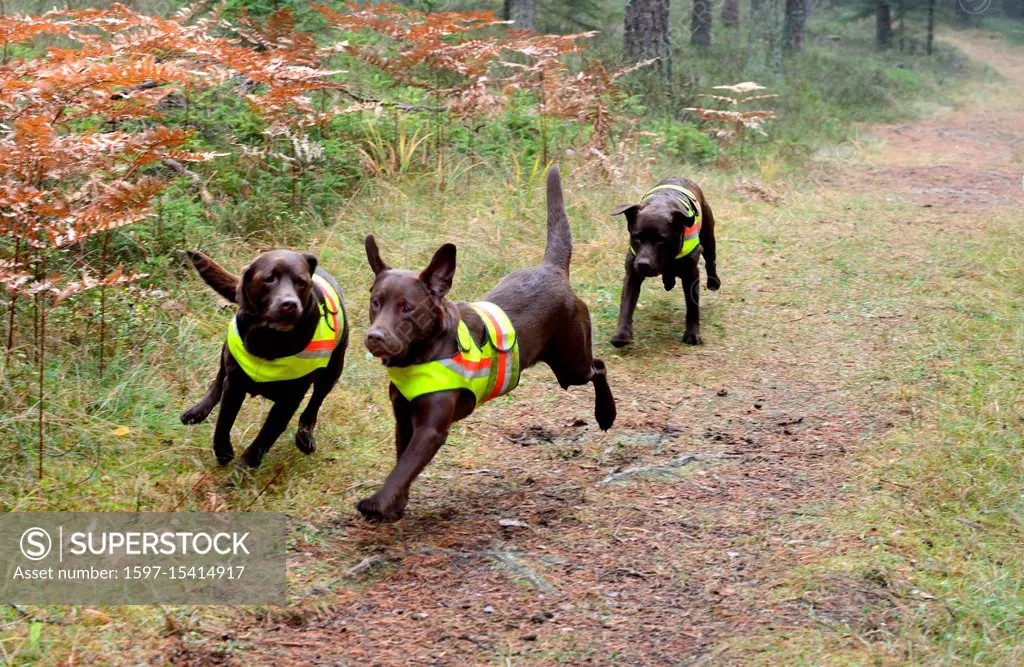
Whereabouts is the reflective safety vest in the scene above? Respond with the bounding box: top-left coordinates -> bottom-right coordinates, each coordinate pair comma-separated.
226,271 -> 344,383
386,301 -> 520,406
629,183 -> 703,259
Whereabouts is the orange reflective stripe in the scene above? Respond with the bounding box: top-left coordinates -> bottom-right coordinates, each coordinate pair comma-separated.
438,353 -> 491,380
311,275 -> 340,348
476,306 -> 508,400
449,353 -> 490,372
490,352 -> 509,401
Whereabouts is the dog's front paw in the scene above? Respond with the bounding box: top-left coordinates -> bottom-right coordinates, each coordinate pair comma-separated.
295,427 -> 316,455
708,268 -> 724,293
181,403 -> 213,425
356,493 -> 406,524
238,446 -> 266,469
610,331 -> 633,348
214,443 -> 235,466
681,330 -> 704,345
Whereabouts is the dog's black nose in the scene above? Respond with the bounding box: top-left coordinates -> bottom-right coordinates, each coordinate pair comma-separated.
278,298 -> 299,316
365,330 -> 387,348
635,259 -> 655,276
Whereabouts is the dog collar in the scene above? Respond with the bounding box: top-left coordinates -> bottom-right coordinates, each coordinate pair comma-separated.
629,184 -> 703,260
226,271 -> 345,383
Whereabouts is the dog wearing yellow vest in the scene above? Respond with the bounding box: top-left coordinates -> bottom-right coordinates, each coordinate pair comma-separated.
180,250 -> 348,469
359,165 -> 616,523
610,177 -> 720,346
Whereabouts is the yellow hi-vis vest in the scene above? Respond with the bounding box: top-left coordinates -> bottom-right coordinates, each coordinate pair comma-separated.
386,301 -> 520,406
226,272 -> 344,383
629,183 -> 703,259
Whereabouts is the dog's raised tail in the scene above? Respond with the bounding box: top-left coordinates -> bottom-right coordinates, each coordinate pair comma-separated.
186,250 -> 239,303
543,165 -> 572,273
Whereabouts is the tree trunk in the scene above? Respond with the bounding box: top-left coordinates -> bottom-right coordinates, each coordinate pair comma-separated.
745,0 -> 782,81
898,0 -> 906,52
503,0 -> 533,30
876,0 -> 892,50
927,0 -> 935,54
722,0 -> 740,27
784,0 -> 807,53
692,0 -> 712,48
767,0 -> 783,80
624,0 -> 672,78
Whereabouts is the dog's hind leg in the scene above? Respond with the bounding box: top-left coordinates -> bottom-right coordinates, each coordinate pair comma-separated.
295,349 -> 346,455
181,347 -> 226,425
700,200 -> 721,291
241,395 -> 303,468
546,298 -> 616,431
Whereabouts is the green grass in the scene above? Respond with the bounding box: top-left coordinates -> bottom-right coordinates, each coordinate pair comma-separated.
2,9 -> 1022,665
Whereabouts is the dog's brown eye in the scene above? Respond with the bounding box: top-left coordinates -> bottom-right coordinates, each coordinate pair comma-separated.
371,296 -> 380,309
402,302 -> 415,314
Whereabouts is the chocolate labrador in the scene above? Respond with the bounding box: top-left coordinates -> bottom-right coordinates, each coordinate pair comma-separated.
358,165 -> 616,522
180,250 -> 348,468
610,177 -> 720,347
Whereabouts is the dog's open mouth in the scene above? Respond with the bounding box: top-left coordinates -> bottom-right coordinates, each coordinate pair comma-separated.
266,318 -> 298,332
364,339 -> 397,366
366,347 -> 392,365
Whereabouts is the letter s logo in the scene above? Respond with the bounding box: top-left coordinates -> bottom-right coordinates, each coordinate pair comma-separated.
20,528 -> 52,561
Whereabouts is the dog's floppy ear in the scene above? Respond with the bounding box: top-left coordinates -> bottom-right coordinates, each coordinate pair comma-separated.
670,209 -> 695,234
365,235 -> 389,276
610,203 -> 642,227
303,252 -> 318,276
236,264 -> 257,313
186,250 -> 238,303
420,243 -> 457,300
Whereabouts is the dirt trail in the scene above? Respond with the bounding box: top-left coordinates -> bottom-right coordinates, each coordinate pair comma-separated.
163,32 -> 1024,665
848,31 -> 1024,212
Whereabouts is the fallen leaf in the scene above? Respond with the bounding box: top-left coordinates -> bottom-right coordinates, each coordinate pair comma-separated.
83,608 -> 112,624
112,426 -> 131,437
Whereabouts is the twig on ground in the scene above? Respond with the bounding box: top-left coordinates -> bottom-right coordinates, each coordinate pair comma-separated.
539,484 -> 581,498
8,605 -> 69,625
243,463 -> 287,510
171,471 -> 209,512
402,548 -> 556,592
599,453 -> 739,485
956,517 -> 986,531
303,555 -> 391,597
345,555 -> 388,577
488,551 -> 555,593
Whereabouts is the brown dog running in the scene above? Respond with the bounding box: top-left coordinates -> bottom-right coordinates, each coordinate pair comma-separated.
609,177 -> 720,347
180,250 -> 348,469
358,165 -> 616,522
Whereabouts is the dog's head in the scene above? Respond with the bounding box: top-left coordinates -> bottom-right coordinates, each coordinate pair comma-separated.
363,235 -> 455,365
611,196 -> 694,278
187,249 -> 318,331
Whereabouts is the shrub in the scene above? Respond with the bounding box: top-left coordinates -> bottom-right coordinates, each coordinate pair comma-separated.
654,121 -> 720,164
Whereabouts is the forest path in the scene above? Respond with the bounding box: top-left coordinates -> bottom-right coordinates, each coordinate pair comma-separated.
162,30 -> 1024,666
